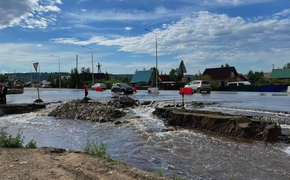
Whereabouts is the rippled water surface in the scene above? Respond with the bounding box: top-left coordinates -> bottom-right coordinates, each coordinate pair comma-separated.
1,88 -> 290,179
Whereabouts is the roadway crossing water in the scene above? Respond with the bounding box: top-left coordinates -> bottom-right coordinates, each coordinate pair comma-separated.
2,88 -> 290,179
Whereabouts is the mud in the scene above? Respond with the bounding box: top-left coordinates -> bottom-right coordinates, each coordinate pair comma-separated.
0,147 -> 167,180
0,103 -> 46,116
48,101 -> 125,123
153,107 -> 281,141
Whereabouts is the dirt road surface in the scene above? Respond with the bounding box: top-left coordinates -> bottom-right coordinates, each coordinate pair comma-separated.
0,147 -> 167,180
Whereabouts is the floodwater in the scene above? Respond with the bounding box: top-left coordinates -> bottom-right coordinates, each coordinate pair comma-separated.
1,88 -> 290,180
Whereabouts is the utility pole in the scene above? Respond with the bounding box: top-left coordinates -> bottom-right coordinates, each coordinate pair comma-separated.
76,55 -> 78,70
76,55 -> 78,89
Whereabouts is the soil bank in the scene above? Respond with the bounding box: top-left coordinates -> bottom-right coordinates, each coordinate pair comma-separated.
0,147 -> 167,180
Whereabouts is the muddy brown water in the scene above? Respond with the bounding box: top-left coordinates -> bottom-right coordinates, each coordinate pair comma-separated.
1,89 -> 290,179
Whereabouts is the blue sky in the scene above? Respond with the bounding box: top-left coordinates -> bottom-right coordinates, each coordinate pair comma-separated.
1,0 -> 290,75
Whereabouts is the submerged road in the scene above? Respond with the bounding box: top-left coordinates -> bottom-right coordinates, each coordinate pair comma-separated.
1,88 -> 290,179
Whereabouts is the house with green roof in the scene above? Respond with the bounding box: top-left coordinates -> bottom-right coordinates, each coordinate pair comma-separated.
270,69 -> 290,79
130,69 -> 154,85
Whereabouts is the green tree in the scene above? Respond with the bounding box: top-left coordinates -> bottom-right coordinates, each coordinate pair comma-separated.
221,63 -> 230,68
47,75 -> 56,88
283,62 -> 290,69
247,70 -> 264,83
0,75 -> 8,83
80,67 -> 91,83
150,67 -> 160,85
120,77 -> 129,83
70,68 -> 81,88
61,77 -> 70,88
169,68 -> 182,82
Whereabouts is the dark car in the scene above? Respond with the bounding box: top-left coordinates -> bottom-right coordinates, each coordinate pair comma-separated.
111,83 -> 133,94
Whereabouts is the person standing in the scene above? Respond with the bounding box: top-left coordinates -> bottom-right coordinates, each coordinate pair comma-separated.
0,84 -> 2,104
2,84 -> 7,104
84,84 -> 88,97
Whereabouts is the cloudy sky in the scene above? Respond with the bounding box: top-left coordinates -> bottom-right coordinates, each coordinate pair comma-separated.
1,0 -> 290,75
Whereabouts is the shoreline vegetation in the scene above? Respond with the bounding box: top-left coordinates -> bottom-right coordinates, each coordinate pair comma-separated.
0,130 -> 169,180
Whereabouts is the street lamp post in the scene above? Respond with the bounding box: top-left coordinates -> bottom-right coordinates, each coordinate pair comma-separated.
25,64 -> 32,85
145,29 -> 158,94
50,55 -> 61,88
82,46 -> 94,85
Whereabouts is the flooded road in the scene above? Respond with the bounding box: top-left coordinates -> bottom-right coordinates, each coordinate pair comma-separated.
2,88 -> 290,179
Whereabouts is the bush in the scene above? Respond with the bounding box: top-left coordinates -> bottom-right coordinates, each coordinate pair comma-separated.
0,130 -> 24,148
155,168 -> 164,177
25,139 -> 37,148
81,138 -> 107,157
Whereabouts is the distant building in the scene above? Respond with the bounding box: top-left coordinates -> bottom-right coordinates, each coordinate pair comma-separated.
61,75 -> 70,80
270,69 -> 290,80
131,70 -> 154,88
13,79 -> 25,88
112,74 -> 134,80
263,72 -> 271,78
158,75 -> 177,90
203,67 -> 246,86
94,73 -> 108,80
41,80 -> 51,88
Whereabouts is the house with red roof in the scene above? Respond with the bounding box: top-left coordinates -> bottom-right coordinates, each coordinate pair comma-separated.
202,67 -> 248,86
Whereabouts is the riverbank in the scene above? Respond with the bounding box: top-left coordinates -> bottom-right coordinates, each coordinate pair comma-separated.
0,147 -> 167,180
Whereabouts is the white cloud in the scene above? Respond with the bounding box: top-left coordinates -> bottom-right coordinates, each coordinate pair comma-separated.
52,9 -> 290,73
81,9 -> 87,12
0,0 -> 61,29
273,8 -> 290,17
77,0 -> 90,5
66,6 -> 190,22
125,26 -> 132,31
198,0 -> 276,7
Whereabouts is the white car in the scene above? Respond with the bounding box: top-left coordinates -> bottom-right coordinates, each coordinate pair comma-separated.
185,80 -> 211,93
91,83 -> 107,90
227,81 -> 251,86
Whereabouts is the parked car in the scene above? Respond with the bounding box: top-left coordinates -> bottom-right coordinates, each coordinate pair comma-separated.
185,80 -> 211,93
111,83 -> 133,94
41,84 -> 49,88
91,83 -> 107,90
227,81 -> 251,86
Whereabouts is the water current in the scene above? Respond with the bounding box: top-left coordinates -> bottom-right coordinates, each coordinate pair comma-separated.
1,88 -> 290,180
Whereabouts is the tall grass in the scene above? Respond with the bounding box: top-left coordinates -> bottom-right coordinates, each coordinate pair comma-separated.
0,129 -> 37,148
0,130 -> 24,148
25,139 -> 37,148
81,138 -> 107,157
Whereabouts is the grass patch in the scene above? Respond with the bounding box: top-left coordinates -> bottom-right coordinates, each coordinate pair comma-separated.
81,138 -> 107,157
0,129 -> 37,149
156,168 -> 164,177
25,139 -> 37,148
0,130 -> 24,148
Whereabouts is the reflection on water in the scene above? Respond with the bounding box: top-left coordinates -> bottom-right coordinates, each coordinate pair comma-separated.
2,89 -> 290,179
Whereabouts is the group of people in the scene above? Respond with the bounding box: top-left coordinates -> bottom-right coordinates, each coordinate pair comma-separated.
0,83 -> 7,104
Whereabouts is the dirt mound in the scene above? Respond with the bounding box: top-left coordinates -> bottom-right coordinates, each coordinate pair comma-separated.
0,103 -> 46,117
153,107 -> 281,141
48,100 -> 126,122
0,147 -> 166,180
